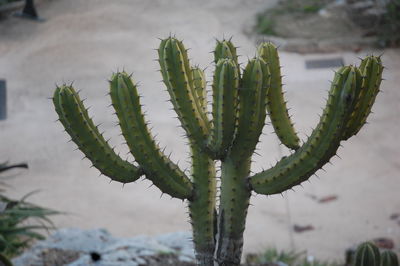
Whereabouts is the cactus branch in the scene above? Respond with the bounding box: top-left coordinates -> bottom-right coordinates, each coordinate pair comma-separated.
188,145 -> 216,265
192,67 -> 209,117
158,37 -> 210,149
53,85 -> 143,183
230,57 -> 271,159
207,58 -> 239,159
257,42 -> 300,150
249,66 -> 359,195
109,72 -> 193,199
343,56 -> 383,140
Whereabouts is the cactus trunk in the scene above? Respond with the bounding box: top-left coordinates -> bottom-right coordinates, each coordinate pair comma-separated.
215,156 -> 251,265
53,36 -> 383,266
189,145 -> 216,265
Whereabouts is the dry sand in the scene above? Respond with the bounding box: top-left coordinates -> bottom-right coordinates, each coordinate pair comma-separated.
0,0 -> 399,261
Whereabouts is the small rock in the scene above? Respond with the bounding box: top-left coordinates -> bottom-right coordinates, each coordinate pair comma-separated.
293,224 -> 315,233
12,228 -> 196,266
373,238 -> 395,249
318,195 -> 338,203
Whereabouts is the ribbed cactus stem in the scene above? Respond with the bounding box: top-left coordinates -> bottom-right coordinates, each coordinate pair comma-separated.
230,57 -> 270,159
215,156 -> 251,266
53,85 -> 143,183
257,42 -> 300,150
343,56 -> 383,139
381,250 -> 399,266
158,37 -> 210,149
250,66 -> 359,194
354,242 -> 381,266
189,145 -> 216,265
109,72 -> 193,199
207,58 -> 239,158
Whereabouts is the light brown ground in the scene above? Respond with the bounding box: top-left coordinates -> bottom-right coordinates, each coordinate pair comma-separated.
0,0 -> 399,261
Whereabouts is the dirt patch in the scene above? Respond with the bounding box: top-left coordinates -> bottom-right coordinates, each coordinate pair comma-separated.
247,0 -> 382,53
39,248 -> 81,266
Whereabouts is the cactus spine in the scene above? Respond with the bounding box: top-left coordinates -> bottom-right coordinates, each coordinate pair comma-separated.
53,36 -> 383,266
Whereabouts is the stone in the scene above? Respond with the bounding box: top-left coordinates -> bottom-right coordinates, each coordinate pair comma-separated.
12,228 -> 196,266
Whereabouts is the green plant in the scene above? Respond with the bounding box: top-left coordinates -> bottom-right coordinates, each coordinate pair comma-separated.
246,247 -> 302,265
353,242 -> 399,266
255,14 -> 276,35
52,37 -> 383,266
379,0 -> 400,47
0,163 -> 59,262
381,250 -> 399,266
246,247 -> 340,266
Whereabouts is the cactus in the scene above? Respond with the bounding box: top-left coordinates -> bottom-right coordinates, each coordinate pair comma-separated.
381,250 -> 399,266
354,242 -> 381,266
52,37 -> 383,266
352,242 -> 399,266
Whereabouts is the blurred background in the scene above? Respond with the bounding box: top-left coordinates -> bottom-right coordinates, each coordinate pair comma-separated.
0,0 -> 399,263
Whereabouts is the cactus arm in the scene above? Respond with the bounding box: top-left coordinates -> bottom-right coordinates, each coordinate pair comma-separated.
343,56 -> 383,140
257,43 -> 300,150
250,66 -> 358,195
214,58 -> 270,266
53,85 -> 143,183
214,40 -> 237,63
215,156 -> 251,266
207,59 -> 239,159
192,67 -> 208,117
214,39 -> 241,76
158,37 -> 210,148
109,72 -> 193,200
188,145 -> 217,265
230,57 -> 271,159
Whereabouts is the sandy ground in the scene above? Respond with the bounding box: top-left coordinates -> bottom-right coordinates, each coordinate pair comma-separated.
0,0 -> 399,261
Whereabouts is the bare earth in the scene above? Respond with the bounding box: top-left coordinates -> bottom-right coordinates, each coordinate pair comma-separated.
0,0 -> 399,261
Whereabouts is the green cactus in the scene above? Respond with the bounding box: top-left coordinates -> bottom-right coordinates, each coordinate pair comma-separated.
352,241 -> 399,266
381,250 -> 399,266
52,37 -> 383,266
354,242 -> 381,266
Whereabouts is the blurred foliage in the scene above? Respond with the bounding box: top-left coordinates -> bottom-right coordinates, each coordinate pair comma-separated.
379,0 -> 400,47
246,247 -> 302,265
273,0 -> 331,14
0,162 -> 59,261
254,0 -> 333,35
245,247 -> 340,266
0,0 -> 21,7
255,15 -> 276,35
